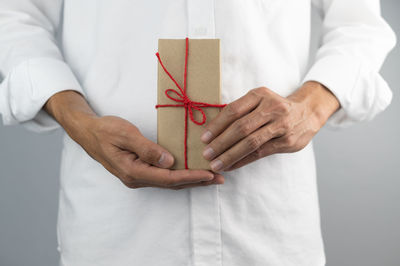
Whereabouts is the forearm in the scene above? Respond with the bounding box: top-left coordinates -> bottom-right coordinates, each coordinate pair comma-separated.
43,90 -> 97,142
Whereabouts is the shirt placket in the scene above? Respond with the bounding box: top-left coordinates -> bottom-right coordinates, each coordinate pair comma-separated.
189,184 -> 222,266
187,1 -> 222,266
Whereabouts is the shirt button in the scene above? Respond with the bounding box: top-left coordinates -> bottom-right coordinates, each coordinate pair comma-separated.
193,27 -> 208,36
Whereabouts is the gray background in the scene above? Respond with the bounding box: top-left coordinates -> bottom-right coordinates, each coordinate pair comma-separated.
0,1 -> 399,266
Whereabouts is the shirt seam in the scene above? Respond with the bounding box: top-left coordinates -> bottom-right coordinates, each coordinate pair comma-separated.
217,185 -> 223,266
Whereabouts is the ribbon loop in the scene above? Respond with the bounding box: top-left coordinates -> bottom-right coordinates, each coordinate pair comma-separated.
165,89 -> 184,102
189,106 -> 207,125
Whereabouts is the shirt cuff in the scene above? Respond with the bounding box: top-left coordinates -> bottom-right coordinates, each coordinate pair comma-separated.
0,57 -> 85,133
302,54 -> 392,128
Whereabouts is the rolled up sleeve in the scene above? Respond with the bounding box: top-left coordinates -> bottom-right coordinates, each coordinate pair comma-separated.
0,0 -> 84,133
305,0 -> 396,127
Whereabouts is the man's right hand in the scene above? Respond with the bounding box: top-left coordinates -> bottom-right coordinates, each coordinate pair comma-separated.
44,90 -> 224,190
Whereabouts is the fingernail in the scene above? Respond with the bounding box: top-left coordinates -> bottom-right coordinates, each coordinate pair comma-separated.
203,147 -> 215,160
158,152 -> 173,167
210,159 -> 223,172
207,173 -> 215,180
201,130 -> 213,143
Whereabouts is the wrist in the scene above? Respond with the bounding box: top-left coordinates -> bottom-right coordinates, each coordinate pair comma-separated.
44,90 -> 98,142
63,108 -> 99,144
288,81 -> 340,127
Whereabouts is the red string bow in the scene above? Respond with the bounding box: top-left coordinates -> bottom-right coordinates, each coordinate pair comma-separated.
155,37 -> 226,169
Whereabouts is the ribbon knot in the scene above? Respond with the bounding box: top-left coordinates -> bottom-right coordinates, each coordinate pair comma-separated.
155,38 -> 226,169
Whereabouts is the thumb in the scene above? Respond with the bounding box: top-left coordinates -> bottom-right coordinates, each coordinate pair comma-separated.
125,131 -> 175,168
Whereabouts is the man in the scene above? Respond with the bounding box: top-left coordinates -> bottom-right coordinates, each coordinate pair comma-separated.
0,0 -> 395,266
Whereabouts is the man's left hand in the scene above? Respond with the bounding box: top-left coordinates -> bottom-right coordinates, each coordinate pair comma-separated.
200,81 -> 340,172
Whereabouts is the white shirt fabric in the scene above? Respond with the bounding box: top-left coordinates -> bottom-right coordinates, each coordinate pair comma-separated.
0,1 -> 396,266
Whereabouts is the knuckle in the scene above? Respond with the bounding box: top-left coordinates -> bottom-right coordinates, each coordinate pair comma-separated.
254,148 -> 265,159
120,174 -> 130,183
284,135 -> 297,147
119,171 -> 132,183
255,87 -> 270,95
179,170 -> 191,180
262,125 -> 274,138
248,88 -> 259,96
246,135 -> 263,150
291,139 -> 308,152
273,117 -> 292,135
292,143 -> 303,152
277,102 -> 291,114
235,119 -> 252,135
111,118 -> 138,138
164,172 -> 178,187
143,147 -> 161,162
119,167 -> 138,183
118,124 -> 130,139
120,179 -> 139,189
268,139 -> 285,153
124,126 -> 141,141
225,103 -> 241,118
258,107 -> 272,119
280,119 -> 291,133
164,179 -> 177,187
270,140 -> 281,151
298,141 -> 308,151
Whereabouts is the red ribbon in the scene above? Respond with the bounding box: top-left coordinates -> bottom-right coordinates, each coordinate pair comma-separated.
155,38 -> 226,169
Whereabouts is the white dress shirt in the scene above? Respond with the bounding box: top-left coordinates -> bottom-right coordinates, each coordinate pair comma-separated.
0,1 -> 395,266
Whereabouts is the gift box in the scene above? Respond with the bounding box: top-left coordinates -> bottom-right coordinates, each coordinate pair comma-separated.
156,38 -> 225,170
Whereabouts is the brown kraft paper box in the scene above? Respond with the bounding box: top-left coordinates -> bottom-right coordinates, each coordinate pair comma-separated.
156,39 -> 222,170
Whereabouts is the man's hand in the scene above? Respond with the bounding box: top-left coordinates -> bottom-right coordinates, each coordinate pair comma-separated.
200,81 -> 340,172
44,90 -> 224,189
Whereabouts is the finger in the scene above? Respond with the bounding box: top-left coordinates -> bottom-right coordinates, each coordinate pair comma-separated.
224,127 -> 308,171
226,118 -> 317,171
209,123 -> 280,172
128,174 -> 225,190
224,138 -> 283,171
142,168 -> 216,187
200,88 -> 262,144
121,129 -> 174,168
202,106 -> 273,161
115,153 -> 223,189
169,174 -> 225,190
122,157 -> 215,187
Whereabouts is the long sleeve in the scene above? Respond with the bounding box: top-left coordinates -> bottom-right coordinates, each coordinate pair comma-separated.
0,0 -> 84,132
305,0 -> 396,127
